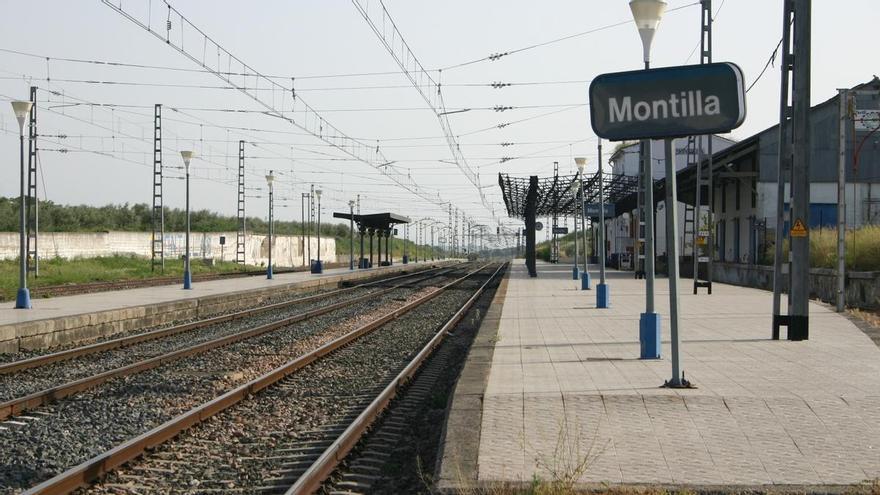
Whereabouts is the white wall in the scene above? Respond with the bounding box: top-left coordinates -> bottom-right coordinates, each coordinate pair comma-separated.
0,231 -> 337,267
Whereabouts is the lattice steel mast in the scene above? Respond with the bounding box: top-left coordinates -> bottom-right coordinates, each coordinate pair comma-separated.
151,104 -> 165,272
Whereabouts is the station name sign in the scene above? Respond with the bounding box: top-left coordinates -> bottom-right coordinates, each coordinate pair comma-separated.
584,203 -> 615,218
589,62 -> 746,140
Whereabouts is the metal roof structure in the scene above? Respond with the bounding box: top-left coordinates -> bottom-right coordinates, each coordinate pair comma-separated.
332,212 -> 410,230
498,172 -> 640,219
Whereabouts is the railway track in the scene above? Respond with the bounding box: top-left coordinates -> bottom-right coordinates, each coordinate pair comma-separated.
0,263 -> 476,493
1,265 -> 445,374
14,262 -> 504,494
0,266 -> 453,416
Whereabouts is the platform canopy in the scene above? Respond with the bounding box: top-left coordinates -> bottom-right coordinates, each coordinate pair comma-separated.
498,172 -> 639,219
332,212 -> 410,230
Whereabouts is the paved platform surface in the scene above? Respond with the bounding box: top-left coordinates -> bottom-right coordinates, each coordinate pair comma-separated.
0,261 -> 439,326
451,261 -> 880,488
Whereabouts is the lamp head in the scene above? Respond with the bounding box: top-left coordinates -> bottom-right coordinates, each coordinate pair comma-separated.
11,101 -> 32,131
574,157 -> 587,173
315,189 -> 322,198
180,150 -> 194,171
265,171 -> 275,190
629,0 -> 667,64
348,200 -> 355,208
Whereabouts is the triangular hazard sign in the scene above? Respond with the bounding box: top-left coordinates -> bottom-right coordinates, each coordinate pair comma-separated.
791,219 -> 807,237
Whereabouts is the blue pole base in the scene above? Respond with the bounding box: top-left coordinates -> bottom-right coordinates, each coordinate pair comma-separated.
183,270 -> 192,290
596,283 -> 610,308
359,258 -> 369,269
267,265 -> 273,279
310,260 -> 324,274
572,266 -> 579,280
14,287 -> 32,309
580,271 -> 591,290
639,312 -> 662,359
403,255 -> 409,264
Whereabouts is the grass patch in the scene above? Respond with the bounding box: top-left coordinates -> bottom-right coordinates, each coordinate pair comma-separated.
766,225 -> 880,271
0,255 -> 259,301
459,482 -> 880,495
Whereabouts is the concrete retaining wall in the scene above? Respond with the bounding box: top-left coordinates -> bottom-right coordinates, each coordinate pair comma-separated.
0,231 -> 336,267
0,262 -> 452,353
693,261 -> 880,309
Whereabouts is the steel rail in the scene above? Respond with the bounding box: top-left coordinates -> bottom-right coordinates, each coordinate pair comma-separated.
0,265 -> 446,375
0,266 -> 455,421
286,262 -> 506,494
22,263 -> 491,495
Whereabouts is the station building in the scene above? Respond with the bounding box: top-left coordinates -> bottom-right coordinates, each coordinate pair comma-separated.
605,134 -> 735,263
604,76 -> 880,268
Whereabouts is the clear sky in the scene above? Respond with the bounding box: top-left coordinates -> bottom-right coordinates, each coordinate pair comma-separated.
0,1 -> 876,234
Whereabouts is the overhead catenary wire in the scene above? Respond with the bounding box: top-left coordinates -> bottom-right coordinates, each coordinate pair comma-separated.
0,46 -> 419,81
351,0 -> 501,224
0,75 -> 594,91
745,36 -> 785,93
439,1 -> 701,71
101,0 -> 447,211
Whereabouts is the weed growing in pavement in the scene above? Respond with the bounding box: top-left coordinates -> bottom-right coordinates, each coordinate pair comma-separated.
846,479 -> 880,495
529,418 -> 607,494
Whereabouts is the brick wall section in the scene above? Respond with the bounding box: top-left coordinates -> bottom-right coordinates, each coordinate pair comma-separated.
0,262 -> 452,354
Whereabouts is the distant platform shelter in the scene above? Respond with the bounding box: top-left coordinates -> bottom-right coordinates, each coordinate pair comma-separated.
333,212 -> 409,268
499,172 -> 637,277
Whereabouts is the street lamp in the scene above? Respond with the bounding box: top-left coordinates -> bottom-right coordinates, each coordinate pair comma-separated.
348,200 -> 355,270
630,0 -> 665,359
597,142 -> 610,308
180,150 -> 194,290
312,188 -> 323,273
569,181 -> 580,281
265,171 -> 275,279
11,101 -> 33,309
575,158 -> 591,290
629,0 -> 667,69
414,220 -> 420,262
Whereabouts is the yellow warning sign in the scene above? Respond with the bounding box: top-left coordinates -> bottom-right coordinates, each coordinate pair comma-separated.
790,219 -> 808,238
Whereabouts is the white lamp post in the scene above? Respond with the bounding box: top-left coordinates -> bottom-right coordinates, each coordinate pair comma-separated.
596,141 -> 610,308
12,101 -> 33,309
630,0 -> 665,358
629,0 -> 667,69
313,189 -> 323,273
265,171 -> 275,279
348,200 -> 355,270
180,151 -> 194,290
575,158 -> 591,290
570,181 -> 580,281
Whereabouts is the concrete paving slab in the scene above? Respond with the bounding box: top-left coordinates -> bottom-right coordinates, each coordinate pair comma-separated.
448,260 -> 880,490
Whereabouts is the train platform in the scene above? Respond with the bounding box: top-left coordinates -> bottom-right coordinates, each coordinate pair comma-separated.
0,260 -> 450,353
438,260 -> 880,490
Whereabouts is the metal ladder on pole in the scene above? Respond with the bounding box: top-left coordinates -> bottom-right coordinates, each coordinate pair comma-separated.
634,146 -> 646,278
26,86 -> 39,277
690,0 -> 714,294
236,140 -> 246,264
151,104 -> 165,272
550,162 -> 560,263
688,135 -> 712,293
